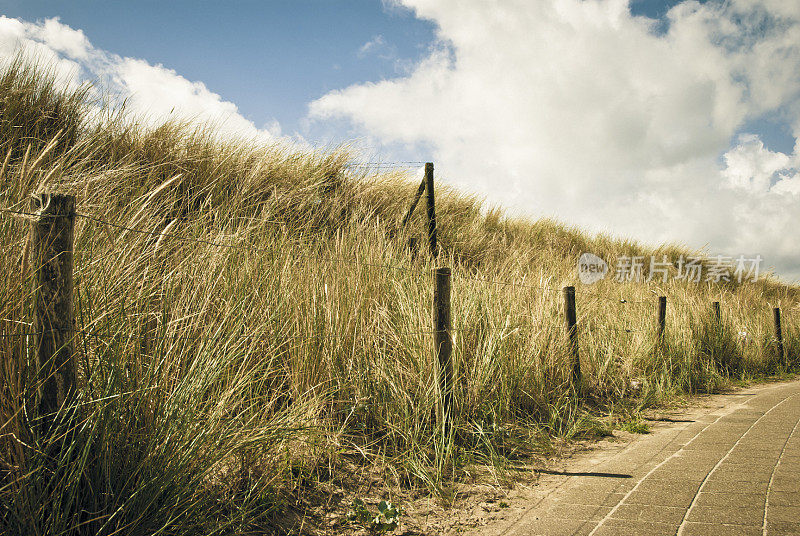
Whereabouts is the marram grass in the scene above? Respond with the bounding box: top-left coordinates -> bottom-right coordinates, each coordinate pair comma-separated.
0,58 -> 797,535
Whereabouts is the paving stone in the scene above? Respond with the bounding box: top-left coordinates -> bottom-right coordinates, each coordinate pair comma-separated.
660,459 -> 719,473
766,505 -> 800,523
646,467 -> 709,482
679,521 -> 762,536
767,491 -> 800,507
634,478 -> 701,494
623,488 -> 698,508
778,460 -> 800,471
693,491 -> 765,509
591,519 -> 678,536
686,505 -> 764,526
707,466 -> 774,483
546,502 -> 612,521
770,476 -> 800,492
702,479 -> 770,494
494,381 -> 800,536
505,516 -> 589,536
764,520 -> 800,536
552,491 -> 627,507
722,458 -> 779,470
609,503 -> 687,525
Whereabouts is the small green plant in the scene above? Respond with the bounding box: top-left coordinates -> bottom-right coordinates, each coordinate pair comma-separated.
347,499 -> 401,533
620,419 -> 650,434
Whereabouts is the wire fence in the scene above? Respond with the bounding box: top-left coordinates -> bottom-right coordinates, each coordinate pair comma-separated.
1,180 -> 793,390
2,203 -> 788,309
0,203 -> 779,322
2,180 -> 796,444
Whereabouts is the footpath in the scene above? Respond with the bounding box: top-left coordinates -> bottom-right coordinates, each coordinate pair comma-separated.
480,380 -> 800,536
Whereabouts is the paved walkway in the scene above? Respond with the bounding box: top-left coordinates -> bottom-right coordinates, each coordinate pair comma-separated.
486,380 -> 800,536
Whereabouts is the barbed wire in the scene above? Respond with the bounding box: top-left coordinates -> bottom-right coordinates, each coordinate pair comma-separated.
0,329 -> 435,341
347,161 -> 427,166
4,207 -> 796,310
0,324 -> 537,341
0,207 -> 40,219
604,327 -> 642,333
453,272 -> 560,293
0,207 -> 652,297
583,293 -> 654,305
1,207 -> 427,277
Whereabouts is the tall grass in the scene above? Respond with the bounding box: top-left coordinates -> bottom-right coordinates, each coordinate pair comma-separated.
1,59 -> 798,534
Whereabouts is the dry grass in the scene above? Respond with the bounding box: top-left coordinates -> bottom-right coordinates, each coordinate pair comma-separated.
1,58 -> 798,535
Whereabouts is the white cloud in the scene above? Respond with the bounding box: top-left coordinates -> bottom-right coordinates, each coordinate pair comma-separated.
310,0 -> 800,280
32,17 -> 91,60
0,16 -> 284,144
723,134 -> 794,193
358,35 -> 387,57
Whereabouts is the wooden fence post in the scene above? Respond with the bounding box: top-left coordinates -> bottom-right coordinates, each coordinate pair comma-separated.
773,307 -> 785,365
400,177 -> 427,230
425,163 -> 438,258
712,301 -> 721,324
657,296 -> 667,340
563,286 -> 581,385
31,192 -> 76,428
434,267 -> 452,429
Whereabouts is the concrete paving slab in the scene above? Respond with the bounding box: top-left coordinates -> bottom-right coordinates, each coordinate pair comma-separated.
547,503 -> 612,521
644,467 -> 710,482
554,491 -> 627,507
476,380 -> 800,536
767,491 -> 800,506
679,522 -> 762,536
764,520 -> 800,535
685,505 -> 764,526
766,505 -> 800,522
706,468 -> 774,483
770,476 -> 800,492
502,516 -> 589,536
702,479 -> 770,494
590,519 -> 677,536
693,491 -> 765,508
609,503 -> 687,524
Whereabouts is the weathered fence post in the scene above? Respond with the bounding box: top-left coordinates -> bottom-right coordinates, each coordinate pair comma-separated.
31,192 -> 76,428
657,296 -> 667,340
712,301 -> 721,324
434,267 -> 452,430
425,162 -> 438,258
563,286 -> 581,385
400,177 -> 427,230
773,307 -> 785,365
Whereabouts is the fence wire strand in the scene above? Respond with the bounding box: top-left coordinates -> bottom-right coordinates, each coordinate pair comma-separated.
3,204 -> 789,346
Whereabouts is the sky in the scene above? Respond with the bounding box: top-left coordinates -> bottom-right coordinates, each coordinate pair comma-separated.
1,0 -> 799,280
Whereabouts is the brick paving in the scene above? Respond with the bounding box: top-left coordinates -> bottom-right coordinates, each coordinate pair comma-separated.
486,380 -> 800,536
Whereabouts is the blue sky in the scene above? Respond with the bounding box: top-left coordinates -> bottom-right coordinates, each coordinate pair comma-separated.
1,0 -> 793,153
0,0 -> 438,140
1,1 -> 799,278
9,0 -> 790,148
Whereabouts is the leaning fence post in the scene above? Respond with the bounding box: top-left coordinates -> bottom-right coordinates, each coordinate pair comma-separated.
434,267 -> 452,430
563,286 -> 581,386
657,296 -> 667,340
400,177 -> 427,230
425,162 -> 438,258
31,192 -> 76,429
773,307 -> 785,365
